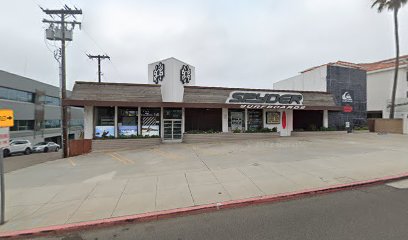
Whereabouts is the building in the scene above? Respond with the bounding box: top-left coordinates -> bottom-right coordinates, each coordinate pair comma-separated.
273,62 -> 367,129
65,58 -> 342,143
359,55 -> 408,119
0,70 -> 84,144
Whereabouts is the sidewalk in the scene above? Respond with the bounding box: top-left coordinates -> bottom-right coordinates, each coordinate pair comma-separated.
1,133 -> 408,233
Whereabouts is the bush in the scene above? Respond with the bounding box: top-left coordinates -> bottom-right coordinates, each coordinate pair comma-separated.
319,127 -> 337,131
185,129 -> 221,134
354,126 -> 369,131
244,127 -> 277,133
232,129 -> 241,133
117,135 -> 160,139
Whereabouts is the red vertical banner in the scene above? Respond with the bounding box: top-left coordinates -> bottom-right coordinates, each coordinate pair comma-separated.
282,111 -> 287,129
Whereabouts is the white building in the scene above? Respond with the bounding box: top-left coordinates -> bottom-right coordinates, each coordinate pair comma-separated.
359,55 -> 408,119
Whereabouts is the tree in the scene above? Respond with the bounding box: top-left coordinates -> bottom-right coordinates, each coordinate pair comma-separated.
372,0 -> 407,119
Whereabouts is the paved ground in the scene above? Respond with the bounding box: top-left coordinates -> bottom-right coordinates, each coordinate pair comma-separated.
28,183 -> 408,240
1,133 -> 408,233
4,152 -> 62,173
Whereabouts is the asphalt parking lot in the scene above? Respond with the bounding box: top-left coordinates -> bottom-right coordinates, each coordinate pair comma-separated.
4,151 -> 63,173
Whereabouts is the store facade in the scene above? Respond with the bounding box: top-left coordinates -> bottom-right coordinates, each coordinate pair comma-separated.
64,58 -> 341,142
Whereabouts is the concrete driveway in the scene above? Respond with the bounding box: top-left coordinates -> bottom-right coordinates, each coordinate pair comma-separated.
2,133 -> 408,233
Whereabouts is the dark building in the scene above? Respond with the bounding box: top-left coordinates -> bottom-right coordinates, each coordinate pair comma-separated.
326,65 -> 367,129
274,61 -> 367,130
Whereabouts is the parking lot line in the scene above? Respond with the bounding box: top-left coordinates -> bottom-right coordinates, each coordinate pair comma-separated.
111,152 -> 135,164
107,153 -> 129,165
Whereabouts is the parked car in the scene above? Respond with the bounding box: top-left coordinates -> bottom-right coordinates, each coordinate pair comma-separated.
32,142 -> 60,153
3,140 -> 32,157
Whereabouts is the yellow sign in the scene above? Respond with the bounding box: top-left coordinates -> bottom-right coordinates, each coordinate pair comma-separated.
0,109 -> 14,127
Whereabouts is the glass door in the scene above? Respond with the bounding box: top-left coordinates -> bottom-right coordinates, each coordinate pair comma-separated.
163,108 -> 182,141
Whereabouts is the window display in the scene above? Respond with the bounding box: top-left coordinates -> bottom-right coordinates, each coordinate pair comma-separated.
118,108 -> 138,137
266,111 -> 280,124
228,110 -> 245,131
95,107 -> 115,138
247,109 -> 263,130
141,108 -> 160,137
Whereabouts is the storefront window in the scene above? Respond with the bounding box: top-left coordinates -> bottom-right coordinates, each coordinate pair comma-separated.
247,109 -> 263,130
141,108 -> 160,137
266,111 -> 280,124
95,107 -> 115,138
228,110 -> 245,131
10,120 -> 35,131
118,107 -> 138,137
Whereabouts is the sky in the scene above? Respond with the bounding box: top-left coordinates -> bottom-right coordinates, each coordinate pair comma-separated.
0,0 -> 407,90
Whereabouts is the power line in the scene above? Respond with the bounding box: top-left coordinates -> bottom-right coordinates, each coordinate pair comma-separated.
87,54 -> 110,83
41,5 -> 82,159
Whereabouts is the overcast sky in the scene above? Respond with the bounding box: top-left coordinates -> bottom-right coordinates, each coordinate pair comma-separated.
1,0 -> 407,90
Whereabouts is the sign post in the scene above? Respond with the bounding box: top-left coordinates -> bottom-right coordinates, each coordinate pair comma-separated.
0,127 -> 10,225
0,109 -> 13,225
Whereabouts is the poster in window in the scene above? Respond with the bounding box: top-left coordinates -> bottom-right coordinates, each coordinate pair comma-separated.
266,112 -> 280,124
230,112 -> 243,130
95,126 -> 115,138
141,109 -> 160,137
119,126 -> 138,136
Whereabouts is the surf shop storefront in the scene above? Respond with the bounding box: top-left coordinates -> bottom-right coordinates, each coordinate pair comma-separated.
64,58 -> 341,143
64,84 -> 341,142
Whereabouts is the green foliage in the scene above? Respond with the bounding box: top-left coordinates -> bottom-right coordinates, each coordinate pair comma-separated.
96,135 -> 161,140
186,129 -> 221,134
232,129 -> 242,133
245,127 -> 277,133
354,126 -> 369,131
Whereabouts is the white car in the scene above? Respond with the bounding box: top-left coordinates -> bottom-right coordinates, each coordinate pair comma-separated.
3,140 -> 32,157
32,142 -> 60,153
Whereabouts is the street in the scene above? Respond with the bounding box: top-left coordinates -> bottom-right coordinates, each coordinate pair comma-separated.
4,152 -> 62,173
29,183 -> 408,240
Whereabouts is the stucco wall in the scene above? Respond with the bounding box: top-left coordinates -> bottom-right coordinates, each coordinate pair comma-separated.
367,67 -> 408,118
148,58 -> 196,102
273,65 -> 327,91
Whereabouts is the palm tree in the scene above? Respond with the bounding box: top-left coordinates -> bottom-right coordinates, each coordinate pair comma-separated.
372,0 -> 407,119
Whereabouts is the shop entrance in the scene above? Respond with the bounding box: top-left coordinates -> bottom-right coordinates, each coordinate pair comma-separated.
185,108 -> 222,132
163,108 -> 182,141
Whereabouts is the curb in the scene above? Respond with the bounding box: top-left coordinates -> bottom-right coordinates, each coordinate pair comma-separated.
2,172 -> 408,239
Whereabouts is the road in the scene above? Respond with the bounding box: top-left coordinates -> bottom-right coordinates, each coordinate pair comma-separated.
29,183 -> 408,240
4,151 -> 62,173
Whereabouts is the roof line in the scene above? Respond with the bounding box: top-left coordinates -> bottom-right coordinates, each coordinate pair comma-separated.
74,81 -> 160,87
185,85 -> 332,94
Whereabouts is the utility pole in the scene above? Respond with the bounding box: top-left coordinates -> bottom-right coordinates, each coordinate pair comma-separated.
87,54 -> 110,82
41,5 -> 82,158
